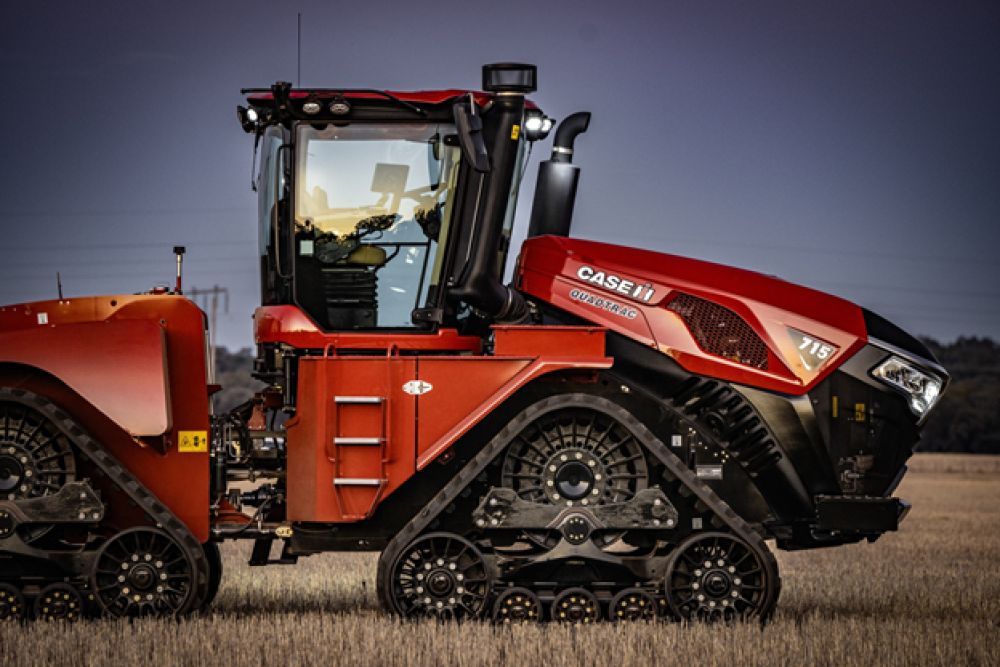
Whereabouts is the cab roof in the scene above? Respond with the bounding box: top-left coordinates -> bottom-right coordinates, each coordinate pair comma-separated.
243,88 -> 539,110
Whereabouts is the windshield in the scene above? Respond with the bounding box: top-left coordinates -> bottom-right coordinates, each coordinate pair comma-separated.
293,123 -> 461,329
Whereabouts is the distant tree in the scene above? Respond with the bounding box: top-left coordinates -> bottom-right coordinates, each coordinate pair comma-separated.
918,337 -> 1000,454
212,347 -> 266,414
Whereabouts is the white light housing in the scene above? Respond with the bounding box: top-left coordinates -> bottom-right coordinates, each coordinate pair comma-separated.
871,356 -> 943,416
522,114 -> 554,141
246,107 -> 259,122
524,116 -> 544,132
302,101 -> 321,114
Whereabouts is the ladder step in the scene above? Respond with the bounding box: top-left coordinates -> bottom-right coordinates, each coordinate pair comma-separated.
333,437 -> 383,446
334,478 -> 384,487
334,396 -> 385,404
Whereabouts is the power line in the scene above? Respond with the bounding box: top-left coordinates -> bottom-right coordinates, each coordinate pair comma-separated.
0,207 -> 251,219
0,240 -> 256,252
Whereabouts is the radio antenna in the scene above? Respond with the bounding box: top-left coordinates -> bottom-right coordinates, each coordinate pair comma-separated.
56,272 -> 64,300
297,12 -> 302,87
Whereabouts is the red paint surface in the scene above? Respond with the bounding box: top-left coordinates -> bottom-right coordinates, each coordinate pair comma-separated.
517,235 -> 868,394
0,319 -> 170,436
285,327 -> 611,523
254,305 -> 482,353
0,294 -> 211,540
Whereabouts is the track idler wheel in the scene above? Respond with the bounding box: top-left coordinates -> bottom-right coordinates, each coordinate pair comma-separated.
550,587 -> 600,624
33,583 -> 83,622
385,532 -> 491,621
609,588 -> 657,622
199,541 -> 224,612
664,531 -> 778,622
0,583 -> 25,621
91,527 -> 196,618
492,587 -> 543,623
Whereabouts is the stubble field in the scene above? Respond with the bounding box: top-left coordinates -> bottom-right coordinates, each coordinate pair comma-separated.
2,453 -> 998,667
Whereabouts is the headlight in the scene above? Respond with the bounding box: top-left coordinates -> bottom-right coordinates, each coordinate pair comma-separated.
871,356 -> 943,416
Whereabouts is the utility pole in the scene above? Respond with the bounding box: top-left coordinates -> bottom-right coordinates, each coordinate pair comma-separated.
187,285 -> 230,380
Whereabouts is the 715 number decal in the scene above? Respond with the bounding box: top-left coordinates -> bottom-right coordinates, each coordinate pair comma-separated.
787,328 -> 838,372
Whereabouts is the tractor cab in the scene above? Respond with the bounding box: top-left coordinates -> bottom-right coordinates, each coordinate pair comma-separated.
239,64 -> 552,336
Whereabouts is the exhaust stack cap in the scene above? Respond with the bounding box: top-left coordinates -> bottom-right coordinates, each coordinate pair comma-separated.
483,63 -> 537,94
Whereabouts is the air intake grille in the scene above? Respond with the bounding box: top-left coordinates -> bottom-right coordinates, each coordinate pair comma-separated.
667,293 -> 769,370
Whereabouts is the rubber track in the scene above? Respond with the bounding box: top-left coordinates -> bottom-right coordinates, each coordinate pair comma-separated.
377,392 -> 781,619
0,388 -> 209,615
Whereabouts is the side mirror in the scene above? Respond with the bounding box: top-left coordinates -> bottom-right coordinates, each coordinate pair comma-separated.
452,101 -> 490,173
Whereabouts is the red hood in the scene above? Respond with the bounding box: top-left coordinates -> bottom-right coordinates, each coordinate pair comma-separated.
516,235 -> 868,394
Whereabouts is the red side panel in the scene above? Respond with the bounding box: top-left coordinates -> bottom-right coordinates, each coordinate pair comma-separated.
415,358 -> 532,462
517,236 -> 868,394
254,305 -> 482,353
0,320 -> 170,436
285,326 -> 612,523
0,294 -> 211,541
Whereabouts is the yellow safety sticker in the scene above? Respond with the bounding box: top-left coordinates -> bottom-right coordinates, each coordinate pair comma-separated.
832,396 -> 839,418
854,403 -> 866,422
511,124 -> 520,140
178,430 -> 208,453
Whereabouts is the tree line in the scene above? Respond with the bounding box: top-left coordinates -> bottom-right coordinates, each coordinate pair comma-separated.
210,337 -> 999,454
919,337 -> 999,454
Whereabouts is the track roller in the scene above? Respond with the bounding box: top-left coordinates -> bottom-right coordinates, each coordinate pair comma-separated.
550,587 -> 600,624
609,588 -> 657,622
383,532 -> 491,620
492,587 -> 543,623
664,531 -> 778,621
0,583 -> 25,621
33,583 -> 83,622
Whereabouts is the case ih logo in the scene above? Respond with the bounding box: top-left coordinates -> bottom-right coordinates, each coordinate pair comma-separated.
576,265 -> 656,303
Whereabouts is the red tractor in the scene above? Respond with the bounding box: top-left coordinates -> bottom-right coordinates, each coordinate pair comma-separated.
0,64 -> 948,623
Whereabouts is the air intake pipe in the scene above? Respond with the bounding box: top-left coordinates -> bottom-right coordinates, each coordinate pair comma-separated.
447,80 -> 530,322
527,111 -> 591,238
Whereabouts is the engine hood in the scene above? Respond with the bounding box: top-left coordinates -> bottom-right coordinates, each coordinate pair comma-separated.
516,235 -> 872,394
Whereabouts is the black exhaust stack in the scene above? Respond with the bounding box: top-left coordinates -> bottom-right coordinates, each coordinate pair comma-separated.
527,111 -> 591,238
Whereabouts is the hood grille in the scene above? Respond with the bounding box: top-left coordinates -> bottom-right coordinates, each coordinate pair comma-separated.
667,293 -> 769,370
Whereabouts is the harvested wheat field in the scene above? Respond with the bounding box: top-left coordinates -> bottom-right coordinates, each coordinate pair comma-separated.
2,452 -> 998,667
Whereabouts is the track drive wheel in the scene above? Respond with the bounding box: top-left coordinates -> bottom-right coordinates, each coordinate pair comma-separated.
0,583 -> 25,621
384,532 -> 491,621
91,527 -> 196,618
551,587 -> 601,624
33,583 -> 83,622
0,400 -> 76,502
664,531 -> 778,622
492,587 -> 543,623
609,588 -> 657,622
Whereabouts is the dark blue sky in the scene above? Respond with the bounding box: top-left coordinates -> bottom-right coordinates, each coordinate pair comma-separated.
1,1 -> 998,349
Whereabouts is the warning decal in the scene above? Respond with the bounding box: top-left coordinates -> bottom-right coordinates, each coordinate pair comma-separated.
178,430 -> 209,453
